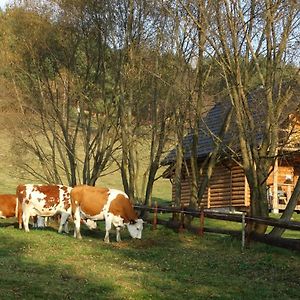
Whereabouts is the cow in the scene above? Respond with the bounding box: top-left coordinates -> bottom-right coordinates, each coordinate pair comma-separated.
71,185 -> 144,243
16,184 -> 72,233
0,194 -> 18,219
0,193 -> 46,228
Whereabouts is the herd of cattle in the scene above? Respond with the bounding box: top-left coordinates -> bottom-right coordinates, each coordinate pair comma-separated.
0,184 -> 144,243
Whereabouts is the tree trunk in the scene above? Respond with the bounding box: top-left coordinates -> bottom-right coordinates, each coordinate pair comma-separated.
269,176 -> 300,237
248,182 -> 269,234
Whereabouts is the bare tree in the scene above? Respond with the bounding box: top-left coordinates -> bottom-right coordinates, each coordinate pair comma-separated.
3,1 -> 120,186
180,0 -> 300,234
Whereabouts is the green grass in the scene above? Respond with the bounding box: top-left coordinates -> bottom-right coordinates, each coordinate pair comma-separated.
152,210 -> 300,240
0,128 -> 23,194
0,219 -> 299,299
197,212 -> 300,239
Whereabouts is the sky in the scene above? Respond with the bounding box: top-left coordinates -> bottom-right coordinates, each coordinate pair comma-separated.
0,0 -> 12,10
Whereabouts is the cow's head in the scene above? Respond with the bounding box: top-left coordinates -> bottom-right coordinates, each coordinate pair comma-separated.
126,218 -> 144,239
85,219 -> 97,230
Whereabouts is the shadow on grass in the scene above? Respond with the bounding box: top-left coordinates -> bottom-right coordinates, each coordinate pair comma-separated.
1,219 -> 299,299
0,232 -> 121,299
94,224 -> 300,300
0,218 -> 107,239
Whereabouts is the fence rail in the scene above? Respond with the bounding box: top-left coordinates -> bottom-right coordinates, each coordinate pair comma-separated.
134,204 -> 300,251
134,204 -> 300,231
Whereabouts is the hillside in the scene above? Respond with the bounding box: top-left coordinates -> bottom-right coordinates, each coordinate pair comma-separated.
0,82 -> 172,200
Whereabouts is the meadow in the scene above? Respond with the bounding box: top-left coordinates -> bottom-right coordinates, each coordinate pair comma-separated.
0,217 -> 299,300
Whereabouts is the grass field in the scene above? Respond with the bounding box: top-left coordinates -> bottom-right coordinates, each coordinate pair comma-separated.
0,218 -> 299,300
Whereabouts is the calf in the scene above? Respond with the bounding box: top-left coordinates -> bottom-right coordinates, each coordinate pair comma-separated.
17,184 -> 72,233
0,194 -> 18,219
71,185 -> 144,242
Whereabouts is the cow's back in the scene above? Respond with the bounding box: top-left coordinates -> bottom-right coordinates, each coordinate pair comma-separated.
71,185 -> 109,216
17,184 -> 72,215
0,194 -> 17,218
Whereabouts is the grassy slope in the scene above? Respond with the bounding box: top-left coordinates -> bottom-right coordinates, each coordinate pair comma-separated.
0,219 -> 299,300
0,80 -> 172,198
0,128 -> 23,194
0,118 -> 172,200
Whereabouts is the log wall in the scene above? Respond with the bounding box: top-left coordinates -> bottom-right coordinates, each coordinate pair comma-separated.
172,163 -> 249,210
171,160 -> 300,212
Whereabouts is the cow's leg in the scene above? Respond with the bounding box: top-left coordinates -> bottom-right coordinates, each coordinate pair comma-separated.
16,199 -> 23,229
58,213 -> 69,234
116,226 -> 122,242
63,221 -> 69,234
18,208 -> 23,229
22,210 -> 31,232
112,217 -> 124,242
104,214 -> 113,243
73,208 -> 82,239
37,216 -> 44,228
35,216 -> 45,228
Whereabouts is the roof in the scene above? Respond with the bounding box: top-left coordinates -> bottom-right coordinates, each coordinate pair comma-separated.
161,101 -> 232,165
161,89 -> 300,166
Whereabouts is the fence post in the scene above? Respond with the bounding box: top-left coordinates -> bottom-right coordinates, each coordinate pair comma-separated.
199,205 -> 205,237
241,212 -> 245,251
245,213 -> 252,247
179,205 -> 185,233
153,201 -> 158,230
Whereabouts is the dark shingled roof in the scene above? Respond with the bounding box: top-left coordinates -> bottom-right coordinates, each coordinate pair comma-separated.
161,101 -> 232,165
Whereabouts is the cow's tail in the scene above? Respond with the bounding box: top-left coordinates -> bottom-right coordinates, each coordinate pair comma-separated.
70,189 -> 77,221
16,185 -> 23,229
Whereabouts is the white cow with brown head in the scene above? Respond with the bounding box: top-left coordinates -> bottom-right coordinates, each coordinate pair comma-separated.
16,184 -> 72,233
71,185 -> 144,242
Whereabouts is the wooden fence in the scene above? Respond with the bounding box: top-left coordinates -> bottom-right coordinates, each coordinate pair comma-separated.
134,204 -> 300,251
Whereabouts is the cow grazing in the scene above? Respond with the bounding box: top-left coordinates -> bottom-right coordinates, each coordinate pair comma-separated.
16,184 -> 72,233
0,194 -> 18,219
71,185 -> 144,243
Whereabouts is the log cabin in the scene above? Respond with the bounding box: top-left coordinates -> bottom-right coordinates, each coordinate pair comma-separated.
162,98 -> 300,213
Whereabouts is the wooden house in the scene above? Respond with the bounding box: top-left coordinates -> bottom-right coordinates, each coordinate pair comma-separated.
162,100 -> 300,213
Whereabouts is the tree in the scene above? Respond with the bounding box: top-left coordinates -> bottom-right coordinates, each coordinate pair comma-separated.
1,1 -> 120,186
114,0 -> 191,206
180,0 -> 300,233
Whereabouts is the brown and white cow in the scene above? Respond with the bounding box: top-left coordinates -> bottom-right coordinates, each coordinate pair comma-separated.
16,184 -> 72,233
71,185 -> 144,243
0,194 -> 18,219
0,193 -> 45,228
